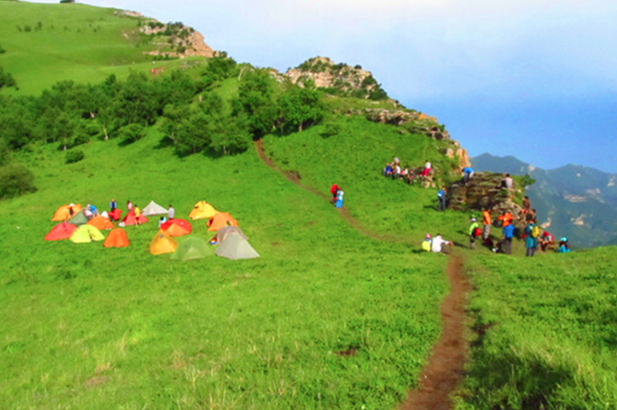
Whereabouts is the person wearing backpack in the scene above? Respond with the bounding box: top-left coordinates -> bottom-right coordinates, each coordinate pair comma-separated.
524,221 -> 539,257
469,217 -> 481,249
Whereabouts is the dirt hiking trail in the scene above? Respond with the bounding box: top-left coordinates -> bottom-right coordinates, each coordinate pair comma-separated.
255,140 -> 471,409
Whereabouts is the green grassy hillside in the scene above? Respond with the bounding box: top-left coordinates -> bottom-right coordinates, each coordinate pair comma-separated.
0,128 -> 452,409
0,1 -> 201,95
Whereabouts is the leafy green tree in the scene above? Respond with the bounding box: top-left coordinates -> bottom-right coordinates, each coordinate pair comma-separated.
201,53 -> 237,89
113,72 -> 161,127
232,68 -> 277,138
118,123 -> 146,144
277,83 -> 324,133
0,67 -> 17,89
0,99 -> 35,149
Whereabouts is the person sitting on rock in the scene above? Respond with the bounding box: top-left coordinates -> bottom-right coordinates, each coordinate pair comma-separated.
501,173 -> 514,189
462,166 -> 474,183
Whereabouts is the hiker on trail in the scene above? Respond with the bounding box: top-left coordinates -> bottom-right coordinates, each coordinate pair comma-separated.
383,163 -> 393,177
110,198 -> 117,211
469,217 -> 481,249
501,174 -> 514,189
502,222 -> 515,255
462,166 -> 474,183
168,205 -> 175,219
539,231 -> 555,252
421,159 -> 432,177
437,186 -> 447,211
335,188 -> 344,208
482,207 -> 492,241
431,234 -> 452,253
524,221 -> 539,257
421,234 -> 432,252
557,237 -> 571,253
330,184 -> 340,204
498,210 -> 513,227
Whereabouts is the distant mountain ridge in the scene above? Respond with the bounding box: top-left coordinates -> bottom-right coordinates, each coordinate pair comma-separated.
472,153 -> 617,248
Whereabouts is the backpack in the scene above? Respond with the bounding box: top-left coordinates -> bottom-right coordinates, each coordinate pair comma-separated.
421,240 -> 431,252
473,227 -> 482,238
531,225 -> 540,238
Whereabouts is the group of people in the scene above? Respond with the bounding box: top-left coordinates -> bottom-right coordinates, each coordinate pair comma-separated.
383,157 -> 432,185
330,184 -> 344,209
466,199 -> 571,256
71,198 -> 177,227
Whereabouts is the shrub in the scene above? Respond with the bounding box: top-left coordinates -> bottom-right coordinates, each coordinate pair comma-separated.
0,44 -> 5,54
0,164 -> 36,199
65,150 -> 84,164
118,123 -> 146,144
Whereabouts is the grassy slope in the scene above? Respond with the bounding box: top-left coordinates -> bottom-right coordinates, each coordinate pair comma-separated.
456,248 -> 617,409
0,128 -> 449,409
0,1 -> 203,95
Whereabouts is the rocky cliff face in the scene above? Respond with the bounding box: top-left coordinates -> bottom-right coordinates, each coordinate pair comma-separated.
138,20 -> 214,59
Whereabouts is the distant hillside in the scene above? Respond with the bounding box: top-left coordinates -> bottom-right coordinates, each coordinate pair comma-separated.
0,1 -> 213,95
472,153 -> 617,248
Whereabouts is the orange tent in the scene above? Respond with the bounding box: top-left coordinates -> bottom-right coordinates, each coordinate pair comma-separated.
160,219 -> 192,237
44,222 -> 78,241
88,216 -> 114,230
207,212 -> 238,232
149,230 -> 178,255
52,204 -> 82,221
103,228 -> 129,248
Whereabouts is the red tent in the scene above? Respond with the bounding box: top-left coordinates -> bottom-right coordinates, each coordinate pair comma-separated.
160,219 -> 192,236
122,210 -> 148,226
44,222 -> 78,241
108,209 -> 123,221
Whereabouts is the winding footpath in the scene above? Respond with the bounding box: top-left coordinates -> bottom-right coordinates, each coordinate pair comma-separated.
255,140 -> 471,409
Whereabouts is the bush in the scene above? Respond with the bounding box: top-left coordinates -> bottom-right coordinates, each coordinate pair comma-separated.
65,150 -> 84,164
0,44 -> 5,54
0,164 -> 36,199
118,123 -> 146,144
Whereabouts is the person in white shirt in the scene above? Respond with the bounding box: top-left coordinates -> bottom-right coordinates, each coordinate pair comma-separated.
168,205 -> 175,219
431,234 -> 452,253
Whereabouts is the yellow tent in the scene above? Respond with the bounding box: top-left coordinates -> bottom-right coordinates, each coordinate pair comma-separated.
70,224 -> 105,243
189,201 -> 220,220
149,230 -> 178,255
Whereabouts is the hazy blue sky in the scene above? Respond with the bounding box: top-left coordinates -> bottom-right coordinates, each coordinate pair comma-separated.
32,0 -> 617,172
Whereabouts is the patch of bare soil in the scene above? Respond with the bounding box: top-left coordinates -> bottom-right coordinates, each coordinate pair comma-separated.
255,139 -> 471,409
399,255 -> 470,410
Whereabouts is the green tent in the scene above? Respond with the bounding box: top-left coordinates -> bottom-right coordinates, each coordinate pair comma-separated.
68,210 -> 89,226
70,224 -> 105,243
170,236 -> 213,261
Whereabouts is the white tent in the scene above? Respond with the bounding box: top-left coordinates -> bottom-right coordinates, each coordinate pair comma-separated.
215,232 -> 260,260
142,201 -> 168,216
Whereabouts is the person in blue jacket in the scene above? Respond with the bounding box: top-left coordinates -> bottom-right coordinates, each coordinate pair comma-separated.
557,237 -> 571,253
524,222 -> 538,257
462,166 -> 475,183
502,223 -> 515,255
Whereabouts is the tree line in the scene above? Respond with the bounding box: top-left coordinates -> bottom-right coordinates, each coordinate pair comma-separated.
0,55 -> 325,198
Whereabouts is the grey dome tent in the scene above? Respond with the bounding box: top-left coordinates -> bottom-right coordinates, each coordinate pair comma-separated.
215,232 -> 260,260
214,226 -> 247,243
142,201 -> 168,216
171,237 -> 213,261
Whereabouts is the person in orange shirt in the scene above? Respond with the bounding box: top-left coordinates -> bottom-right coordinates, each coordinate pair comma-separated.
482,207 -> 492,241
498,210 -> 513,227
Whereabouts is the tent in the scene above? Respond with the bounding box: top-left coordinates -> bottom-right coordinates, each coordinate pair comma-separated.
122,210 -> 148,226
68,210 -> 89,226
171,237 -> 213,261
44,222 -> 77,241
213,226 -> 247,243
189,201 -> 220,220
215,232 -> 260,260
103,228 -> 129,248
87,216 -> 114,230
161,219 -> 192,237
207,212 -> 238,232
52,204 -> 82,221
70,224 -> 105,243
142,201 -> 168,216
149,230 -> 178,255
108,209 -> 123,221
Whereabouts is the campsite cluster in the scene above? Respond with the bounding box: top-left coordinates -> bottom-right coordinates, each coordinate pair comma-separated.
44,200 -> 260,261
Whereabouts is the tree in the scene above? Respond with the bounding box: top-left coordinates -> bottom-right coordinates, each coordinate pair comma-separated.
232,68 -> 277,139
277,83 -> 324,133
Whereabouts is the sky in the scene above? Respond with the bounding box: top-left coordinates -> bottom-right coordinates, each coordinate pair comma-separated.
31,0 -> 617,172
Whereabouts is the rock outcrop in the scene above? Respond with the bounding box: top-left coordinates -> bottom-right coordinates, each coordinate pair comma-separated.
139,21 -> 214,59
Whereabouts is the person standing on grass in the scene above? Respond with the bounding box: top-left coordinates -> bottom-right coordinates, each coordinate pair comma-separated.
502,222 -> 515,255
437,186 -> 447,211
127,200 -> 134,212
330,184 -> 340,204
335,188 -> 344,208
167,205 -> 175,219
524,221 -> 539,257
134,206 -> 142,226
482,207 -> 492,241
110,198 -> 117,212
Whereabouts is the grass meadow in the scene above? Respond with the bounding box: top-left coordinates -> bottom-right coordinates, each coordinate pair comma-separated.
0,2 -> 205,95
457,248 -> 617,409
0,125 -> 452,409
